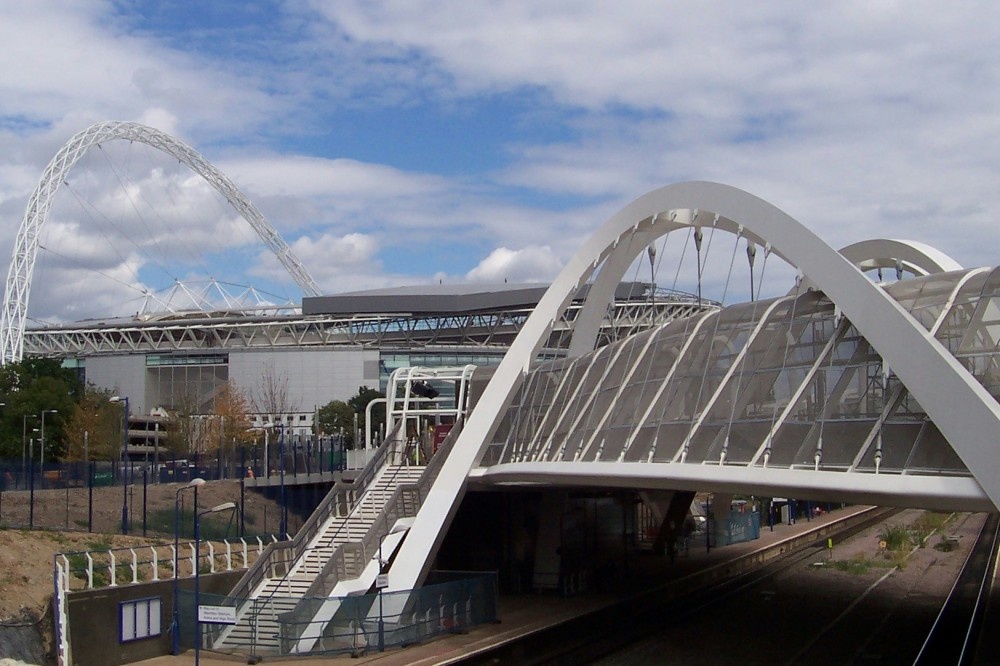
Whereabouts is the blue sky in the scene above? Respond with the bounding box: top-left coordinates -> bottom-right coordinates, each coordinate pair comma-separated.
2,1 -> 1000,322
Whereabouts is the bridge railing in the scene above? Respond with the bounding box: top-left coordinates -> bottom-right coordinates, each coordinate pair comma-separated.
217,424 -> 402,624
183,572 -> 497,657
55,536 -> 271,593
277,419 -> 465,649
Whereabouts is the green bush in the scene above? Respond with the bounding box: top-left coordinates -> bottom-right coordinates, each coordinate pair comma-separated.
878,523 -> 911,552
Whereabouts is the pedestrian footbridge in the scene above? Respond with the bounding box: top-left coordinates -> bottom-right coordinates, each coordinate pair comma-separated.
216,181 -> 1000,656
390,181 -> 1000,593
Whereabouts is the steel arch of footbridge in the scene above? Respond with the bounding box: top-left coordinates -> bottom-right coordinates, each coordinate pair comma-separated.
0,120 -> 321,364
390,180 -> 1000,592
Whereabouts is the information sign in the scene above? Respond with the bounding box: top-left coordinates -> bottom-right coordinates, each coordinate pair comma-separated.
198,605 -> 237,624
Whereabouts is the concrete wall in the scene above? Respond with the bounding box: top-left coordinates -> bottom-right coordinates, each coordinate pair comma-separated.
65,571 -> 242,665
81,347 -> 379,419
83,355 -> 148,413
229,347 -> 378,412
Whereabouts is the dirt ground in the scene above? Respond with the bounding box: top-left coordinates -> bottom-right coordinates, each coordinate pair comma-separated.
0,479 -> 285,622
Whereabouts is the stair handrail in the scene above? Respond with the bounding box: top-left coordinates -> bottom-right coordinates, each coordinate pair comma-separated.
277,470 -> 421,650
242,434 -> 407,615
314,418 -> 464,596
212,422 -> 403,638
305,461 -> 425,598
277,420 -> 465,650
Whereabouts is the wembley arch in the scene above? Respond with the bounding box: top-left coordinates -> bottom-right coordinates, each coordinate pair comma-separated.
389,180 -> 1000,591
0,120 -> 321,364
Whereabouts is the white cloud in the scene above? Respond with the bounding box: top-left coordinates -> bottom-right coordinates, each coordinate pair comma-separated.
0,2 -> 277,139
305,1 -> 1000,270
251,232 -> 393,294
221,155 -> 451,201
465,246 -> 563,284
4,0 -> 1000,323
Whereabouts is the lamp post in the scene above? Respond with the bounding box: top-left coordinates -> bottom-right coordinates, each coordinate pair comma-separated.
263,427 -> 269,478
110,396 -> 130,534
194,501 -> 237,666
39,409 -> 57,470
28,436 -> 35,527
253,423 -> 273,478
278,423 -> 287,537
22,416 -> 36,490
171,477 -> 205,655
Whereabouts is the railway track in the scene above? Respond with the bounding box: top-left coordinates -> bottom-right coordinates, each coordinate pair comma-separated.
455,507 -> 911,665
914,513 -> 1000,665
593,509 -> 998,666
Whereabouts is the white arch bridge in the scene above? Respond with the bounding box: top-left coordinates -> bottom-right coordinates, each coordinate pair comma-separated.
389,181 -> 1000,592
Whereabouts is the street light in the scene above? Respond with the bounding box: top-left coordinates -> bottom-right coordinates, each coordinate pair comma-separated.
22,415 -> 37,490
39,409 -> 57,469
110,396 -> 130,533
278,423 -> 287,537
28,435 -> 36,527
171,477 -> 205,655
194,501 -> 237,666
251,422 -> 274,478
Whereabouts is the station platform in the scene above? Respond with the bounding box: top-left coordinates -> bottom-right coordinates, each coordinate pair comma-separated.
140,505 -> 872,666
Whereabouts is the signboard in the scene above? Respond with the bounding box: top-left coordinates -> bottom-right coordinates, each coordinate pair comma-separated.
376,573 -> 389,590
433,423 -> 453,453
197,605 -> 237,625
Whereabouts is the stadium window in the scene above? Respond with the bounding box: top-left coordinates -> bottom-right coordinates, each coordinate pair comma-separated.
119,597 -> 162,643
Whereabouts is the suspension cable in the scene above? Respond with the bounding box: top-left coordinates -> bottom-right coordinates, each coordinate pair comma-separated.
680,223 -> 739,462
721,240 -> 771,464
762,277 -> 804,467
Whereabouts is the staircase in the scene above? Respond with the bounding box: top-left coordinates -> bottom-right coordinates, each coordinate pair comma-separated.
214,463 -> 425,652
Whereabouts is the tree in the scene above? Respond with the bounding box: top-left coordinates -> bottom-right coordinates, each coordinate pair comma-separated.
162,391 -> 201,456
62,385 -> 120,461
211,382 -> 254,454
348,386 -> 385,443
0,359 -> 79,460
255,361 -> 293,418
317,400 -> 357,448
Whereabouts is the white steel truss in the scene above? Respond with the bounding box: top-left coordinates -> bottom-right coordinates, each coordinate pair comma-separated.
389,181 -> 1000,594
21,296 -> 710,358
1,121 -> 321,364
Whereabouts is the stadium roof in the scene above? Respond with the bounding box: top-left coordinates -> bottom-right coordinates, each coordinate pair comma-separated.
302,282 -> 656,316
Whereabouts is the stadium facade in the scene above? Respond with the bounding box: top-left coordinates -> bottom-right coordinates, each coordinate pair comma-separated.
24,281 -> 711,437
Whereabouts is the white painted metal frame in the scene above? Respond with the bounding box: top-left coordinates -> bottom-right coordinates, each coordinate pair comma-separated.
389,181 -> 1000,592
673,295 -> 792,463
1,121 -> 320,364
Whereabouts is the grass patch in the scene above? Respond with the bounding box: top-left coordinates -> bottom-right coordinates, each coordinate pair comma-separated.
829,555 -> 873,575
934,535 -> 958,552
85,535 -> 114,551
147,507 -> 240,541
45,532 -> 71,546
912,512 -> 952,546
821,552 -> 895,575
878,523 -> 912,552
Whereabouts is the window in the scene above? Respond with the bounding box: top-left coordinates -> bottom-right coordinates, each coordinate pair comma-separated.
120,597 -> 162,643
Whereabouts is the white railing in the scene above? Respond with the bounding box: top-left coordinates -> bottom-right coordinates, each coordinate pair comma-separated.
54,536 -> 277,594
